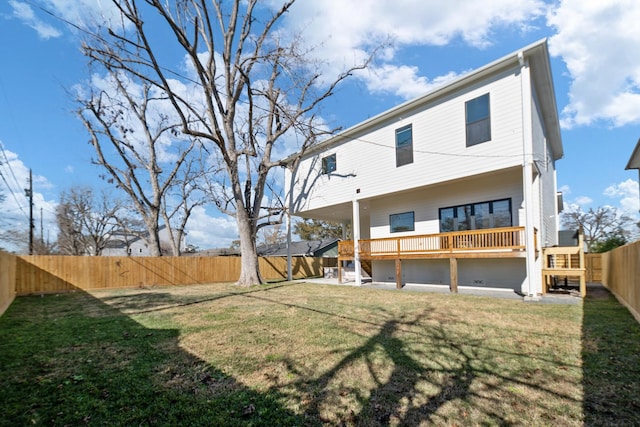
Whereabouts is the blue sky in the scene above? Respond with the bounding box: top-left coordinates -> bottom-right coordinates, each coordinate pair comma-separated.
1,0 -> 639,251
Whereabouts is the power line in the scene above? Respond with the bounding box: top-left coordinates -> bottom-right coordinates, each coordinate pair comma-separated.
329,133 -> 524,159
0,143 -> 27,199
0,164 -> 29,222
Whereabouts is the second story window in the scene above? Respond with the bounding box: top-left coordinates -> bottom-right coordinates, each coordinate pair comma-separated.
395,124 -> 413,167
322,153 -> 336,174
465,93 -> 491,146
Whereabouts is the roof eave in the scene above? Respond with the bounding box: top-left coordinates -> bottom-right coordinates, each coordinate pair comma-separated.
625,138 -> 640,170
287,38 -> 562,163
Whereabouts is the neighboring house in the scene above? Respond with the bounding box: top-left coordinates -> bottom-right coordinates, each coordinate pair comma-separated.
184,248 -> 241,256
102,225 -> 184,256
258,239 -> 339,279
285,39 -> 563,297
257,239 -> 339,259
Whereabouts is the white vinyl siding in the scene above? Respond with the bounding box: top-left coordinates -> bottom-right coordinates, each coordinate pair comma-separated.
531,88 -> 559,247
367,168 -> 523,240
289,67 -> 524,215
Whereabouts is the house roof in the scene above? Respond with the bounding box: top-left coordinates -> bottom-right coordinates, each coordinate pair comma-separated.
625,138 -> 640,170
257,239 -> 339,257
286,38 -> 563,164
184,239 -> 339,257
184,248 -> 240,256
107,224 -> 168,245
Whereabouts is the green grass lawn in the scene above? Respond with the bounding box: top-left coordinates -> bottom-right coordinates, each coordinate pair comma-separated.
1,282 -> 639,426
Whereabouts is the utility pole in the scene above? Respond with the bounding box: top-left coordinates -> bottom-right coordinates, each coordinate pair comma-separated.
25,169 -> 34,255
40,207 -> 44,244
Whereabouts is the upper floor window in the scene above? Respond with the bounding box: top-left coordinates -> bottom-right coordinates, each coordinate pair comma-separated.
439,198 -> 512,232
322,153 -> 336,174
465,93 -> 491,146
395,124 -> 413,167
390,211 -> 415,233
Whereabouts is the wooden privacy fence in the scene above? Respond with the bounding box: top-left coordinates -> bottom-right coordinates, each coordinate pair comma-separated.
601,240 -> 640,323
585,253 -> 602,282
0,251 -> 16,316
0,253 -> 321,298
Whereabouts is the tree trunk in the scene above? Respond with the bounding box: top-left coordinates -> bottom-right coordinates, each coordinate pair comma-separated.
144,217 -> 163,257
236,210 -> 262,286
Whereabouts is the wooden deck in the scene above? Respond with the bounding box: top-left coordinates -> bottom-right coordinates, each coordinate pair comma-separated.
339,227 -> 587,297
338,227 -> 532,291
338,227 -> 528,261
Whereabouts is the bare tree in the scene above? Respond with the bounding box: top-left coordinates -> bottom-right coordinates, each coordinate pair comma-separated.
77,72 -> 199,256
258,223 -> 286,247
160,152 -> 212,255
79,0 -> 370,285
56,186 -> 122,255
294,218 -> 345,241
561,205 -> 635,252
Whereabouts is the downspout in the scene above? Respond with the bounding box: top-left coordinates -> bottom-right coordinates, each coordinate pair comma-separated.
519,52 -> 540,299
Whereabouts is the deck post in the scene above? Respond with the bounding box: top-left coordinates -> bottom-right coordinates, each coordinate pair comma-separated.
352,197 -> 362,286
450,257 -> 458,293
395,259 -> 402,289
578,229 -> 586,297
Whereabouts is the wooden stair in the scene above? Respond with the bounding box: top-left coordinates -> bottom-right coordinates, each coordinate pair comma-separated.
361,260 -> 372,277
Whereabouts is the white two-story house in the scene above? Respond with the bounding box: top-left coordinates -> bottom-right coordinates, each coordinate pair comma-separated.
285,39 -> 563,297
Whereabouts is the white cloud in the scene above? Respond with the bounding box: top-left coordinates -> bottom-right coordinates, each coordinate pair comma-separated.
282,0 -> 545,99
574,196 -> 593,206
361,65 -> 461,100
548,0 -> 640,128
10,0 -> 130,38
558,184 -> 571,195
9,0 -> 61,39
604,178 -> 640,214
185,206 -> 238,250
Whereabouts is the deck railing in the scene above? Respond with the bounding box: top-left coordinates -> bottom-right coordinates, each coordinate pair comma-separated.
338,226 -> 527,260
542,239 -> 586,297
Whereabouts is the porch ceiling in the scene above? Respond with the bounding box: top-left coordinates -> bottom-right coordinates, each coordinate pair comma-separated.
291,200 -> 368,224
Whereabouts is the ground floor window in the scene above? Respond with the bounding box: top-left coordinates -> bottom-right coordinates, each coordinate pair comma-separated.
390,211 -> 415,233
439,198 -> 512,232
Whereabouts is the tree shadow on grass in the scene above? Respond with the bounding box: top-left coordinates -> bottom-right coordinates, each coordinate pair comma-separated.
581,284 -> 640,425
96,283 -> 293,314
239,289 -> 583,426
298,311 -> 481,425
0,290 -> 302,426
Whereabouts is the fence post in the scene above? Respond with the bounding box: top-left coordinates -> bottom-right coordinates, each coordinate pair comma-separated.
578,229 -> 586,297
